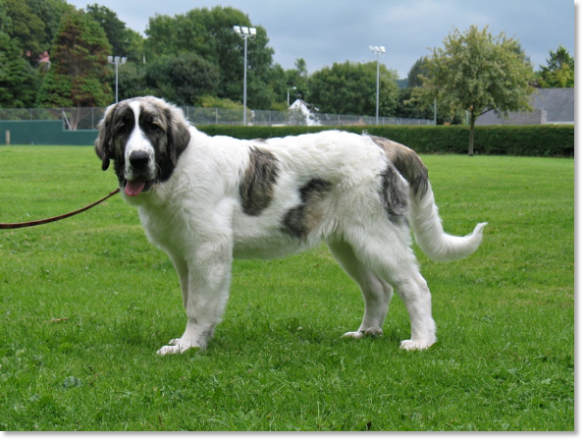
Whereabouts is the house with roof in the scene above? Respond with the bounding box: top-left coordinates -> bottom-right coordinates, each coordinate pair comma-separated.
476,88 -> 574,125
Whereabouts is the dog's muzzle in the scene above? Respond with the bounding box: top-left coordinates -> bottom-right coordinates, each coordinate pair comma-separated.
129,150 -> 150,170
125,150 -> 153,197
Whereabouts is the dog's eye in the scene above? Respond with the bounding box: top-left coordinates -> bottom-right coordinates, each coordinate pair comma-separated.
118,122 -> 130,133
148,123 -> 161,133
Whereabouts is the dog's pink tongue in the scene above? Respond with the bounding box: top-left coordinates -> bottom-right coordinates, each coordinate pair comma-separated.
125,179 -> 146,197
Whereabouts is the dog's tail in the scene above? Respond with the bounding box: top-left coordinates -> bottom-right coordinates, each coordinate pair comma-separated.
408,184 -> 488,262
371,136 -> 487,262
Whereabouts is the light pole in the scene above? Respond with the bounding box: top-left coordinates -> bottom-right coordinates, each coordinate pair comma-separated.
233,25 -> 256,125
287,86 -> 297,107
369,46 -> 386,125
108,56 -> 127,103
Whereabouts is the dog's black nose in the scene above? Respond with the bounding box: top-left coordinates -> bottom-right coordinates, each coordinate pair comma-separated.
129,151 -> 150,169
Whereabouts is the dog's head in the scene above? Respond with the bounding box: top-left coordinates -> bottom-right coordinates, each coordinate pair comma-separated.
95,96 -> 191,197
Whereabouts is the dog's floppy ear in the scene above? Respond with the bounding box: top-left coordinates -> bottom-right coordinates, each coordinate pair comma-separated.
165,106 -> 191,166
95,103 -> 117,171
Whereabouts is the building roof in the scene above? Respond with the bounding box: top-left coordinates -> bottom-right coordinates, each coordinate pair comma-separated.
476,88 -> 574,125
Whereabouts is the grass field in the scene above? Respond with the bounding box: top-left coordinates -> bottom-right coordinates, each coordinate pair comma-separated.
0,146 -> 574,431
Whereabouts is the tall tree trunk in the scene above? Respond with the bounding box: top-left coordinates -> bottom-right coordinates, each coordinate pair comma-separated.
468,111 -> 475,156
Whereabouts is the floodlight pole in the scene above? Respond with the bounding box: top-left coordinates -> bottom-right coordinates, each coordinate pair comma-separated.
233,26 -> 257,125
369,46 -> 386,125
108,55 -> 127,103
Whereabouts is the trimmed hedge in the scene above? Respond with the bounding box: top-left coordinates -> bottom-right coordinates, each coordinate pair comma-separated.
199,124 -> 574,157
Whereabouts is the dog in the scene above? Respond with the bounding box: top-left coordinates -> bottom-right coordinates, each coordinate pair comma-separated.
95,96 -> 487,355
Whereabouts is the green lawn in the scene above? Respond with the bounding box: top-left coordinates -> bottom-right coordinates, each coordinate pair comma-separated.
0,146 -> 574,431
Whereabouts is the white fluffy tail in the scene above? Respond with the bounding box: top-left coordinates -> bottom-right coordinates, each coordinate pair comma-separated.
368,134 -> 487,262
409,185 -> 487,262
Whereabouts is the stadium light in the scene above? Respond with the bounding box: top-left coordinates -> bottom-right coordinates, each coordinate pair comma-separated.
108,55 -> 127,103
233,25 -> 257,125
370,46 -> 386,125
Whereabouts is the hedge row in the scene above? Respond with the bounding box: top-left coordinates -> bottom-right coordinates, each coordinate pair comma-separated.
199,124 -> 574,157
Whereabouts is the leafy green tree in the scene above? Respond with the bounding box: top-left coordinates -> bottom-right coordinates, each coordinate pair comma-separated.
0,0 -> 73,108
283,58 -> 309,104
36,10 -> 112,118
395,57 -> 452,123
3,0 -> 45,62
26,0 -> 75,54
407,56 -> 430,88
0,31 -> 40,107
395,88 -> 436,121
143,53 -> 220,105
536,46 -> 574,88
110,62 -> 147,102
307,61 -> 400,116
145,6 -> 276,108
123,29 -> 145,63
415,25 -> 534,155
86,4 -> 144,62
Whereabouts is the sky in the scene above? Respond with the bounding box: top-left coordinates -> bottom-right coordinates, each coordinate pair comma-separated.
65,0 -> 576,79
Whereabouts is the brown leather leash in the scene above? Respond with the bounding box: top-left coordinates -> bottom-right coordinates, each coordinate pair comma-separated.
0,188 -> 120,230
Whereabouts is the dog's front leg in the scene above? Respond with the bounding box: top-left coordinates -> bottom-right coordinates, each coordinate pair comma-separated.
157,240 -> 232,355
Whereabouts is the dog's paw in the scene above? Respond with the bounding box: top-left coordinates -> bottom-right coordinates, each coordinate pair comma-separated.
157,338 -> 200,355
157,344 -> 183,356
341,331 -> 365,340
342,327 -> 383,340
362,326 -> 383,337
399,339 -> 435,351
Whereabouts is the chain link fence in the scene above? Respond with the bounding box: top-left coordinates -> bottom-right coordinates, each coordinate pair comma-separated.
0,106 -> 434,129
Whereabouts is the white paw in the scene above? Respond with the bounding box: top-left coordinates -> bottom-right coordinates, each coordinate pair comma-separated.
157,345 -> 184,356
399,339 -> 435,351
342,331 -> 365,340
157,338 -> 199,355
362,326 -> 383,337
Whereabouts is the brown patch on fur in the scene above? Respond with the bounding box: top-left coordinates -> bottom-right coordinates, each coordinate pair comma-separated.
380,165 -> 408,225
239,147 -> 280,216
282,178 -> 331,239
370,136 -> 429,197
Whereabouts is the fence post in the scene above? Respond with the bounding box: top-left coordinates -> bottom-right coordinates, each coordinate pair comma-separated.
5,130 -> 10,146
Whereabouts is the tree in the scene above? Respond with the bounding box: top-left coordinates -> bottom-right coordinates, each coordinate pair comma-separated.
395,57 -> 454,123
109,62 -> 147,102
407,56 -> 429,88
86,4 -> 144,62
36,10 -> 112,124
285,58 -> 309,103
307,61 -> 400,116
0,0 -> 74,108
536,46 -> 574,88
3,0 -> 45,62
145,6 -> 276,108
26,0 -> 75,55
415,25 -> 534,155
0,30 -> 40,107
143,53 -> 220,105
395,88 -> 436,121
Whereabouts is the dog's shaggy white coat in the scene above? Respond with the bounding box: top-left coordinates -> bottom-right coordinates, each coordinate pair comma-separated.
95,96 -> 487,355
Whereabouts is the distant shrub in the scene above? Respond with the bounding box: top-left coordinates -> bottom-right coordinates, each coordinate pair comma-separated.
199,125 -> 574,157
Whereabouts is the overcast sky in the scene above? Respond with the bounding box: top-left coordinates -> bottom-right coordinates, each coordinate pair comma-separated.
66,0 -> 575,79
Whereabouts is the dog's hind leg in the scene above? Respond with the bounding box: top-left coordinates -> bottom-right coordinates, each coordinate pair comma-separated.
342,225 -> 437,350
326,238 -> 393,338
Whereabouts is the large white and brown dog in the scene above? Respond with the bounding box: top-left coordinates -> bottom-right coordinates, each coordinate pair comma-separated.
95,96 -> 487,355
